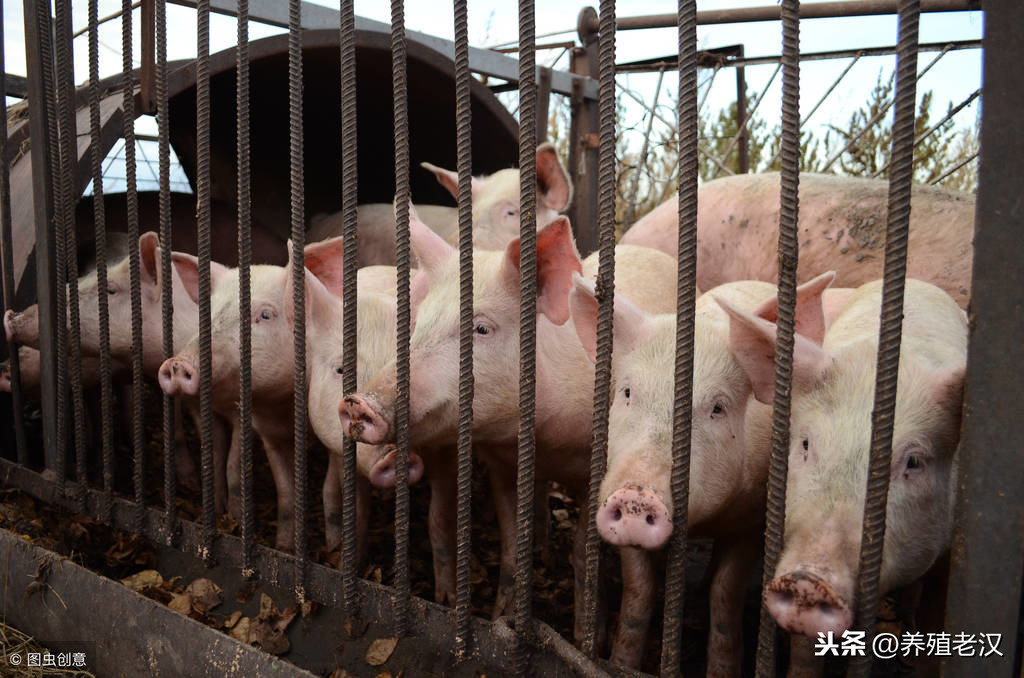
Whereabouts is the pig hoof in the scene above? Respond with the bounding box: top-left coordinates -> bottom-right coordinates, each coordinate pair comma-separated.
764,571 -> 852,636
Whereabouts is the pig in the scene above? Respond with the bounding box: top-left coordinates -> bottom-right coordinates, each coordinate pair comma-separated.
715,279 -> 965,675
339,211 -> 678,637
569,271 -> 843,672
299,254 -> 399,560
307,142 -> 573,266
3,233 -> 231,508
619,172 -> 974,309
160,238 -> 395,551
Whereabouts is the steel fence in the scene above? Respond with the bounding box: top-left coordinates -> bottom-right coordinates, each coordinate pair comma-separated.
0,1 -> 1020,677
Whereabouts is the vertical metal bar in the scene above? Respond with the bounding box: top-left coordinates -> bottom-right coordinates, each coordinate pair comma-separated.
236,0 -> 255,574
735,55 -> 749,173
580,0 -> 617,660
24,0 -> 64,483
623,67 -> 664,229
568,8 -> 599,257
754,1 -> 801,676
513,0 -> 537,672
536,67 -> 551,143
658,0 -> 698,672
195,0 -> 216,559
288,0 -> 309,594
123,0 -> 147,532
848,3 -> 919,676
140,0 -> 156,114
452,0 -> 474,658
338,0 -> 359,620
711,62 -> 780,179
391,0 -> 412,638
88,0 -> 116,521
55,0 -> 87,510
944,4 -> 1024,675
156,0 -> 177,540
0,1 -> 27,463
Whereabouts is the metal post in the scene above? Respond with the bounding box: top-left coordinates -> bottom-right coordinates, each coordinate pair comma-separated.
140,0 -> 156,113
22,0 -> 59,470
537,66 -> 552,143
735,46 -> 749,174
944,2 -> 1024,676
568,6 -> 599,257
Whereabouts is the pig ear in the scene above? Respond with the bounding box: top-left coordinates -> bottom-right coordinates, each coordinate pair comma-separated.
536,143 -> 572,212
420,161 -> 479,201
932,363 -> 966,414
570,273 -> 650,363
286,266 -> 335,328
404,201 -> 455,272
715,294 -> 830,404
504,216 -> 581,325
139,231 -> 160,287
752,271 -> 836,346
171,252 -> 228,305
304,235 -> 345,298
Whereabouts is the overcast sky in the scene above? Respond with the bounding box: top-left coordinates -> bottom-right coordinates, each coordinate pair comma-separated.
2,1 -> 983,167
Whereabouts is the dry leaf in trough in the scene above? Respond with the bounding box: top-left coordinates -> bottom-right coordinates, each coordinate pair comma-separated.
229,616 -> 252,643
169,592 -> 192,616
258,593 -> 280,621
375,673 -> 392,678
185,578 -> 222,613
121,569 -> 163,592
365,637 -> 398,666
224,610 -> 243,630
250,620 -> 290,655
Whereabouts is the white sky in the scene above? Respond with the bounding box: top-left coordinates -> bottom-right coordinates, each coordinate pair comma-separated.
2,1 -> 983,164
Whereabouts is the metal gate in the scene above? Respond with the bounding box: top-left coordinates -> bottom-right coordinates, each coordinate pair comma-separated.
0,0 -> 1020,676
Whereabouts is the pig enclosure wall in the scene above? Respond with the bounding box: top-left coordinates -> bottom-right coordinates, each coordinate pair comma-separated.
0,1 -> 1022,677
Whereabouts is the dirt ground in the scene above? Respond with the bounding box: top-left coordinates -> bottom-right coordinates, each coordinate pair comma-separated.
0,383 -> 917,676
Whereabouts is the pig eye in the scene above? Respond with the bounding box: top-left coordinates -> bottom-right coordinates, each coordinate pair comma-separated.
107,285 -> 118,295
905,454 -> 924,473
624,387 -> 630,399
711,402 -> 724,418
254,306 -> 276,323
335,366 -> 343,375
802,439 -> 809,451
474,323 -> 491,336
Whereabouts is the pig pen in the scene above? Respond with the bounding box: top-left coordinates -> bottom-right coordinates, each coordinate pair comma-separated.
0,1 -> 1020,677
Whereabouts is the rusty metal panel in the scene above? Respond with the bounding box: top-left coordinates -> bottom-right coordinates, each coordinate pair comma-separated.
944,1 -> 1024,676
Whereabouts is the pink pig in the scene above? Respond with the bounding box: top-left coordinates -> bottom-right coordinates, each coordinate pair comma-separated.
569,271 -> 842,672
339,209 -> 678,638
715,278 -> 965,675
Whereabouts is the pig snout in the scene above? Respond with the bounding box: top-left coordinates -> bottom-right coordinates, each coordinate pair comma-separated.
596,485 -> 672,550
764,570 -> 853,637
368,448 -> 424,488
4,309 -> 34,345
339,393 -> 393,444
158,357 -> 199,396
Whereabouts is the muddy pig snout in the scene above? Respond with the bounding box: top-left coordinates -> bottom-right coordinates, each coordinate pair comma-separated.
368,447 -> 424,488
764,570 -> 853,637
339,393 -> 391,444
596,485 -> 672,550
158,357 -> 199,396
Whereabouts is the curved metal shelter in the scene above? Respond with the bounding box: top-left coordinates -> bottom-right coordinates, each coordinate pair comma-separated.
8,28 -> 519,303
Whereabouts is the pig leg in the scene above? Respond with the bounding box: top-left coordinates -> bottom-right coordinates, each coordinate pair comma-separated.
172,399 -> 200,490
427,449 -> 459,607
786,634 -> 824,678
323,452 -> 343,553
608,546 -> 654,668
323,452 -> 370,566
486,454 -> 520,619
260,432 -> 296,552
705,534 -> 761,678
224,414 -> 243,521
211,414 -> 231,516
